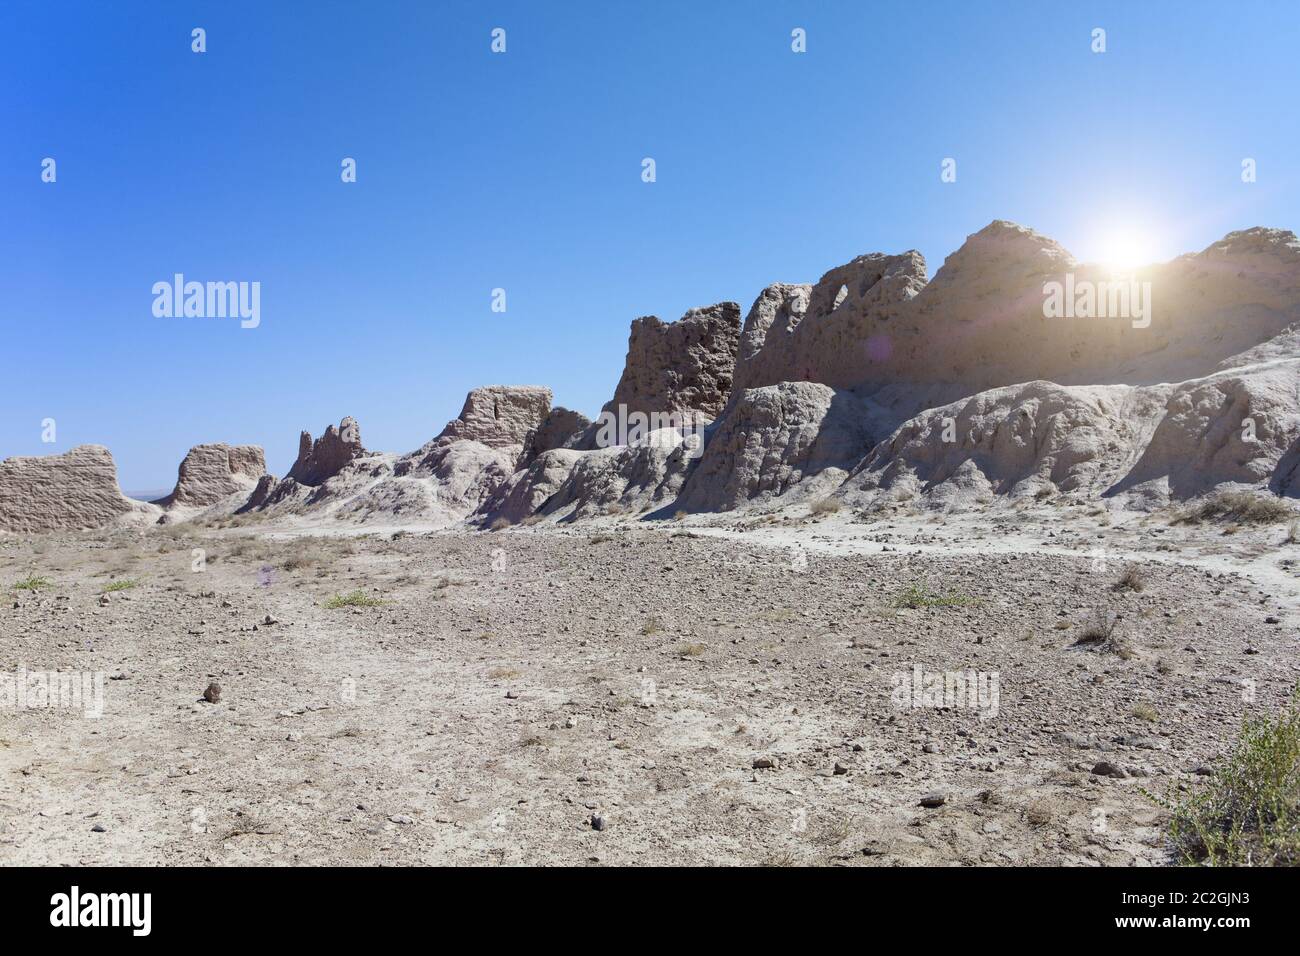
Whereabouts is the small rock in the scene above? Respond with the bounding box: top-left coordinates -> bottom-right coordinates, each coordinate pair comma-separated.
90,824 -> 106,833
833,761 -> 849,775
505,690 -> 520,699
752,756 -> 778,770
591,813 -> 606,831
919,792 -> 946,808
201,682 -> 222,704
389,814 -> 414,825
1091,761 -> 1127,779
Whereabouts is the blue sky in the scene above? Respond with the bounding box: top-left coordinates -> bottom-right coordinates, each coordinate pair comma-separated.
3,0 -> 1297,490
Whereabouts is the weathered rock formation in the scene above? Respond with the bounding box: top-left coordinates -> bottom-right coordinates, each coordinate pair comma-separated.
522,407 -> 591,465
476,449 -> 587,525
435,386 -> 553,451
840,382 -> 1160,509
0,445 -> 154,533
26,221 -> 1300,532
734,222 -> 1300,398
1115,363 -> 1300,501
603,303 -> 741,424
678,382 -> 874,511
158,443 -> 266,510
287,417 -> 366,486
732,254 -> 925,395
481,429 -> 695,524
367,440 -> 517,522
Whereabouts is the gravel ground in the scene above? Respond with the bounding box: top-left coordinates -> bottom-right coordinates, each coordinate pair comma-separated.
1,514 -> 1297,866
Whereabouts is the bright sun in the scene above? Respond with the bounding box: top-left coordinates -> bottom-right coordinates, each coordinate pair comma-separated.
1092,228 -> 1162,274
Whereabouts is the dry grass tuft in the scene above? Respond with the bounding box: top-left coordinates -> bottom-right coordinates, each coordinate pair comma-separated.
1113,564 -> 1146,593
1175,490 -> 1293,526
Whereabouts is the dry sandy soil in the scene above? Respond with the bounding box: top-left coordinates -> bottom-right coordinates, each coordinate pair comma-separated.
2,504 -> 1298,866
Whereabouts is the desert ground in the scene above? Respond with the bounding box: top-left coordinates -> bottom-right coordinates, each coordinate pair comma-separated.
3,502 -> 1296,866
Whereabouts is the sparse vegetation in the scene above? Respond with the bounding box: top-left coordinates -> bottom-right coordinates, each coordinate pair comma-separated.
892,584 -> 975,609
323,589 -> 384,609
809,497 -> 841,516
1113,564 -> 1146,593
1287,520 -> 1299,544
104,578 -> 139,592
1159,686 -> 1300,866
489,517 -> 511,531
1176,490 -> 1294,526
487,666 -> 521,679
1131,702 -> 1159,722
13,574 -> 51,591
1073,611 -> 1134,658
641,617 -> 663,636
677,642 -> 707,657
282,545 -> 323,570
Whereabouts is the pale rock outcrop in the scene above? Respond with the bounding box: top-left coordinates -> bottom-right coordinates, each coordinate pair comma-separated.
734,221 -> 1300,397
476,448 -> 587,525
158,443 -> 266,509
364,438 -> 519,523
245,454 -> 397,518
677,382 -> 874,511
239,389 -> 552,525
837,349 -> 1300,509
841,382 -> 1162,509
435,386 -> 552,451
242,473 -> 281,511
539,429 -> 695,521
0,445 -> 156,533
603,303 -> 741,424
287,417 -> 366,486
479,429 -> 696,524
1114,362 -> 1300,500
928,223 -> 1300,390
522,406 -> 591,465
112,222 -> 1300,529
732,254 -> 926,394
734,283 -> 811,389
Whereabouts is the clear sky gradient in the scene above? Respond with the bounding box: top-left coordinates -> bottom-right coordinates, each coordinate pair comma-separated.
3,1 -> 1297,490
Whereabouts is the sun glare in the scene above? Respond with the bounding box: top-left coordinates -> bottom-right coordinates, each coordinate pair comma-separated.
1091,227 -> 1163,275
